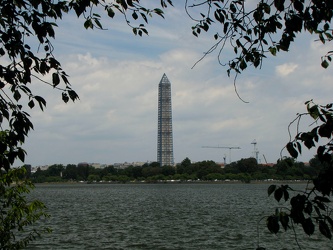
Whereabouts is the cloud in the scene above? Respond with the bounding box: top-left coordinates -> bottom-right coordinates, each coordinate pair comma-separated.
275,63 -> 299,77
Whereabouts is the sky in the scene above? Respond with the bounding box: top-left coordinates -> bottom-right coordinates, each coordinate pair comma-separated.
15,1 -> 333,167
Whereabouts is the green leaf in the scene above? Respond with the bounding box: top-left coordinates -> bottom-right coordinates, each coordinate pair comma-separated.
267,215 -> 280,234
107,8 -> 115,18
321,60 -> 329,69
61,74 -> 70,84
14,90 -> 21,101
132,11 -> 138,20
269,47 -> 277,56
52,73 -> 60,87
62,92 -> 69,103
286,142 -> 298,158
307,104 -> 319,119
154,8 -> 164,18
302,218 -> 315,236
240,59 -> 247,70
140,13 -> 148,23
223,22 -> 229,33
263,3 -> 270,14
121,0 -> 127,10
17,148 -> 26,162
293,0 -> 304,12
84,19 -> 93,29
279,212 -> 289,231
283,189 -> 289,201
319,220 -> 332,239
68,90 -> 79,101
35,96 -> 46,110
315,196 -> 331,203
304,202 -> 313,214
94,18 -> 103,29
202,22 -> 209,32
268,185 -> 276,196
325,216 -> 333,230
230,3 -> 236,13
318,124 -> 332,138
274,187 -> 283,202
28,100 -> 35,109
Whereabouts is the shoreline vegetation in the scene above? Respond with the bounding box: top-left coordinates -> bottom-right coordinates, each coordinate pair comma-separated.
24,156 -> 322,185
34,179 -> 312,185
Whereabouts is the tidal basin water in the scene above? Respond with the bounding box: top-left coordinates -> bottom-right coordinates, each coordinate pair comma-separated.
27,183 -> 331,249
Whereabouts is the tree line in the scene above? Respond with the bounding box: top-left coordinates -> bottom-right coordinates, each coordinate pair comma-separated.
27,156 -> 325,184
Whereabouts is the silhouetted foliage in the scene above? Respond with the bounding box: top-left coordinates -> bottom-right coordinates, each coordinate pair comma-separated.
259,101 -> 333,249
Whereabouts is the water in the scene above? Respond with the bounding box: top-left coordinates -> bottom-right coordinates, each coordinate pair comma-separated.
27,183 -> 332,249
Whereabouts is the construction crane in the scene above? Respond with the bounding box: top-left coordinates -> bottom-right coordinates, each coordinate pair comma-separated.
251,139 -> 259,163
202,146 -> 241,164
263,154 -> 268,164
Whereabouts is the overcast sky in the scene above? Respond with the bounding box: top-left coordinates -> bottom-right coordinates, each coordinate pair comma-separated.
17,2 -> 333,167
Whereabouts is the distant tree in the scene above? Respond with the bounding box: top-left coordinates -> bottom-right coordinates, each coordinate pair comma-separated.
237,157 -> 258,173
31,167 -> 46,183
77,164 -> 93,181
223,162 -> 241,174
181,157 -> 191,167
116,175 -> 130,183
87,174 -> 100,182
101,165 -> 118,176
150,162 -> 161,168
142,166 -> 161,178
63,164 -> 77,180
274,157 -> 295,178
205,173 -> 224,181
191,160 -> 221,179
45,164 -> 64,177
131,166 -> 144,179
161,166 -> 176,177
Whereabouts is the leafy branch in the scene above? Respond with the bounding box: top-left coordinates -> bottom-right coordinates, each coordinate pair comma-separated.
257,100 -> 333,248
186,0 -> 333,75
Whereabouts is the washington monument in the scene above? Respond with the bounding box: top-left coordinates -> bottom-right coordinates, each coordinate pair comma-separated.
157,73 -> 174,167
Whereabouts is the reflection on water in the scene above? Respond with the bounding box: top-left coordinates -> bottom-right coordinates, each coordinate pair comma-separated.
27,183 -> 331,249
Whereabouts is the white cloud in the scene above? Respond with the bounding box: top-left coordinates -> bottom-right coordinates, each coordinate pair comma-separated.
275,63 -> 299,77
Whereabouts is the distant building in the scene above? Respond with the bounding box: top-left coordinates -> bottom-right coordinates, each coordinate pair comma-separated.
78,162 -> 89,167
114,162 -> 132,169
157,73 -> 174,167
91,163 -> 107,169
31,165 -> 49,173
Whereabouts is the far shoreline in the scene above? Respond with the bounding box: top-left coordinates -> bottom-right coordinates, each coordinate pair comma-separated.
33,179 -> 312,186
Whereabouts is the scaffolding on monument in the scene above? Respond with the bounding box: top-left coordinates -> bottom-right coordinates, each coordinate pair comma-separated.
157,73 -> 174,167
